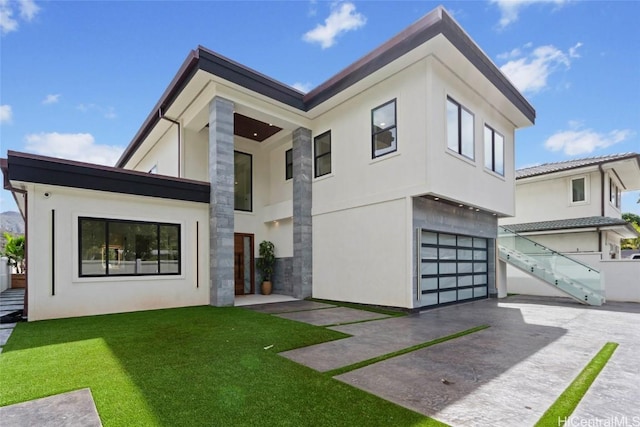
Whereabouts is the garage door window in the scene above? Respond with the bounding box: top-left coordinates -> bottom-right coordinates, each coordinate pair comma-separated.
419,230 -> 488,307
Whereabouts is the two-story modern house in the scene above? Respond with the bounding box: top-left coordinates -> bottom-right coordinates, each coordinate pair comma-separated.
2,6 -> 535,321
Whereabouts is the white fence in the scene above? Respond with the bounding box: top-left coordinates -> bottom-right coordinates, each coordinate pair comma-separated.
506,252 -> 640,303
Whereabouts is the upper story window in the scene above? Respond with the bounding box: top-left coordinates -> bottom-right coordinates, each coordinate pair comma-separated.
484,125 -> 504,176
571,176 -> 587,204
234,151 -> 252,212
446,97 -> 474,160
285,149 -> 293,181
371,99 -> 397,158
314,131 -> 331,178
609,178 -> 621,209
79,217 -> 181,277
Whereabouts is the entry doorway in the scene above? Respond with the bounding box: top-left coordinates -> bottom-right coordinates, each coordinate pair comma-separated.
234,233 -> 255,295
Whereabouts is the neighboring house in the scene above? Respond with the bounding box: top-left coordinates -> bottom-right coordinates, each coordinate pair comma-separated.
1,7 -> 535,321
499,153 -> 640,302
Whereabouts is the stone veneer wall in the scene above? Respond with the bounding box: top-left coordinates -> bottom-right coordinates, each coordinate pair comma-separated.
254,257 -> 293,295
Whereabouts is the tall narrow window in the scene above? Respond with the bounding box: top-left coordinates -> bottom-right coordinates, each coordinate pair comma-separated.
234,151 -> 252,212
446,97 -> 474,160
571,177 -> 586,203
285,149 -> 293,180
371,99 -> 397,158
484,125 -> 504,175
314,131 -> 331,178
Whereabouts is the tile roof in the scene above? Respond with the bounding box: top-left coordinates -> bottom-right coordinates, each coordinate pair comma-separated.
516,153 -> 639,179
503,216 -> 636,234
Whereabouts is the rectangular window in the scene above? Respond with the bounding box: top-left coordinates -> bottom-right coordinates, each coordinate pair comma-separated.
609,178 -> 622,209
314,130 -> 331,177
571,177 -> 586,203
484,125 -> 504,175
285,149 -> 293,181
446,97 -> 474,160
234,151 -> 252,211
371,99 -> 397,158
79,218 -> 180,277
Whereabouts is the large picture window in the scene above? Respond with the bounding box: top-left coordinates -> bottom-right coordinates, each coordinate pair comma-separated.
484,125 -> 504,175
234,151 -> 252,211
371,99 -> 397,158
79,218 -> 181,277
314,130 -> 331,178
447,97 -> 474,160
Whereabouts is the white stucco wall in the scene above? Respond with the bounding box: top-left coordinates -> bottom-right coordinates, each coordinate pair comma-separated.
23,183 -> 210,321
312,197 -> 410,308
599,260 -> 640,302
130,125 -> 180,176
183,127 -> 209,181
426,57 -> 516,216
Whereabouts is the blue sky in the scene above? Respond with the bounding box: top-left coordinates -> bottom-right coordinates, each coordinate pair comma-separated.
1,0 -> 639,214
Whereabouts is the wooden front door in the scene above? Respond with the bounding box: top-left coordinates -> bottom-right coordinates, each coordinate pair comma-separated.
234,233 -> 255,295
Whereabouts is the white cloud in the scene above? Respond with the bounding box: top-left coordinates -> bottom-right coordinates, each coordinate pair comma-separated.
491,0 -> 568,29
303,2 -> 366,49
77,103 -> 117,119
42,94 -> 60,105
499,42 -> 581,94
0,104 -> 12,124
18,0 -> 39,21
291,82 -> 313,93
0,0 -> 39,34
544,124 -> 634,156
25,132 -> 124,166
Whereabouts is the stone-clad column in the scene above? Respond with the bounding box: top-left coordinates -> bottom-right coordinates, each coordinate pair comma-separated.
292,127 -> 312,299
209,97 -> 235,306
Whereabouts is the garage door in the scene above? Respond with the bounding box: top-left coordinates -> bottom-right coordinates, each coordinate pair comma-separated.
418,230 -> 488,307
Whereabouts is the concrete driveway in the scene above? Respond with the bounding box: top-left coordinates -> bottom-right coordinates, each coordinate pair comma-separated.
254,296 -> 640,426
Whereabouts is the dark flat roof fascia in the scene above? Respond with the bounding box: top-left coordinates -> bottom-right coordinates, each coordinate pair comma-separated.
8,151 -> 210,204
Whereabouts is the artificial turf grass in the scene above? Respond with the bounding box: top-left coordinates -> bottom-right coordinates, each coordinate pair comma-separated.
535,342 -> 619,427
325,325 -> 490,377
0,305 -> 446,426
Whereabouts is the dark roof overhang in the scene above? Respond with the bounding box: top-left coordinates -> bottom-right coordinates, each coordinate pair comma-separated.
503,216 -> 639,237
116,6 -> 535,169
6,151 -> 210,204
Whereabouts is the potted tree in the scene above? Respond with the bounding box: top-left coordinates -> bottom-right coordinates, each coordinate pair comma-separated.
256,240 -> 275,295
2,232 -> 25,288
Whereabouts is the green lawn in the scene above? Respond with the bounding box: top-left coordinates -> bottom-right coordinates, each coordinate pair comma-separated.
0,306 -> 445,426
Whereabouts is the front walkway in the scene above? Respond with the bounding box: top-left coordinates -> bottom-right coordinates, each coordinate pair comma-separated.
249,295 -> 640,426
0,288 -> 25,354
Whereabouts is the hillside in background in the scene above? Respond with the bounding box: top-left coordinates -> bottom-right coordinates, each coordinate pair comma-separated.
1,211 -> 24,235
1,212 -> 25,253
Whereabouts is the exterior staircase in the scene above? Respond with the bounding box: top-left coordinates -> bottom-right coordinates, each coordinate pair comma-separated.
498,226 -> 605,306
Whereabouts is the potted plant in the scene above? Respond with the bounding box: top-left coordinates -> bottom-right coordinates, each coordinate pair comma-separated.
2,232 -> 25,288
256,240 -> 275,295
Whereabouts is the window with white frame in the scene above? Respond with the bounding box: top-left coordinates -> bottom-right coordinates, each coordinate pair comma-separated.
446,97 -> 474,160
484,125 -> 504,175
609,177 -> 621,209
571,176 -> 587,203
371,99 -> 397,158
314,131 -> 331,178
